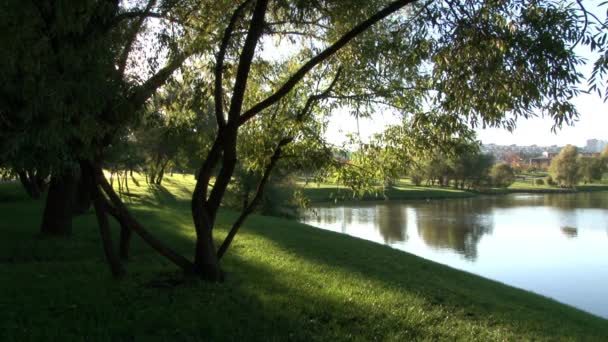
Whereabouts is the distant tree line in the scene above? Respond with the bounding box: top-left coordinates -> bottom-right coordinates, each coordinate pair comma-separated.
548,145 -> 608,188
407,148 -> 515,190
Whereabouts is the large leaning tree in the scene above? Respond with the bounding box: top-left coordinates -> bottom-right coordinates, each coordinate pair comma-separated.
1,0 -> 603,280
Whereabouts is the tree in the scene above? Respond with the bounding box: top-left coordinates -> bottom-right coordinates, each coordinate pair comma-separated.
2,0 -> 597,280
549,145 -> 580,188
601,146 -> 608,165
577,156 -> 604,184
490,163 -> 515,188
0,0 -> 208,239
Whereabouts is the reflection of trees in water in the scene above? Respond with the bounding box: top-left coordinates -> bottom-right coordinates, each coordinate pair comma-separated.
505,192 -> 608,210
305,192 -> 608,254
414,199 -> 494,260
374,204 -> 408,243
561,226 -> 578,238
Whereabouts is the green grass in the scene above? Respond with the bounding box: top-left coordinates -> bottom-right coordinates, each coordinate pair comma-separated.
300,180 -> 474,203
1,176 -> 607,341
300,177 -> 608,203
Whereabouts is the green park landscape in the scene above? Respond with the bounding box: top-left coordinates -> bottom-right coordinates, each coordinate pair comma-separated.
2,0 -> 608,340
2,175 -> 608,341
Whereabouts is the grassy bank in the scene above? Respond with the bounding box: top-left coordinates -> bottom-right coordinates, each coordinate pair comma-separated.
301,178 -> 608,203
301,181 -> 474,203
1,177 -> 607,341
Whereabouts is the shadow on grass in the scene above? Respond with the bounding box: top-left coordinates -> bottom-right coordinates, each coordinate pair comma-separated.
2,183 -> 607,340
233,214 -> 608,339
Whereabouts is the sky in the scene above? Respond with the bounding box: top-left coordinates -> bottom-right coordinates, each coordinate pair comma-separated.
322,3 -> 608,148
325,88 -> 608,148
256,2 -> 607,148
476,92 -> 608,147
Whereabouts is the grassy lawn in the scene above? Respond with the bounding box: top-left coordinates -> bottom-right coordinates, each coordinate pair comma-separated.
1,176 -> 607,341
300,176 -> 608,203
300,180 -> 474,203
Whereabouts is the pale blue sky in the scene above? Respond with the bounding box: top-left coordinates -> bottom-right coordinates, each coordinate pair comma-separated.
262,2 -> 608,147
327,17 -> 608,148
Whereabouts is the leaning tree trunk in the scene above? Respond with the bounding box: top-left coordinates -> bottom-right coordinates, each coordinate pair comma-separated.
40,173 -> 77,236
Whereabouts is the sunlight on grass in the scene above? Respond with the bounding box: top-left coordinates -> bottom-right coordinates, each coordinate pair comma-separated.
1,176 -> 606,340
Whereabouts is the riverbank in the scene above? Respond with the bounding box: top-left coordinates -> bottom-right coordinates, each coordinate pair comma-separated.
301,179 -> 608,204
1,177 -> 607,340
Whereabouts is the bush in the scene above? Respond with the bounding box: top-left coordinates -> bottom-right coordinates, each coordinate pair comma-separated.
535,178 -> 545,186
545,176 -> 557,186
490,163 -> 515,188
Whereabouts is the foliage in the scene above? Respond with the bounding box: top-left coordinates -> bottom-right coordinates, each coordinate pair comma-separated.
535,178 -> 545,186
490,163 -> 516,188
403,143 -> 493,191
545,175 -> 557,187
549,145 -> 580,188
577,155 -> 605,184
601,145 -> 608,164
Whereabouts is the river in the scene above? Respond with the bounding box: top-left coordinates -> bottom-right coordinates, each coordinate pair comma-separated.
299,192 -> 608,319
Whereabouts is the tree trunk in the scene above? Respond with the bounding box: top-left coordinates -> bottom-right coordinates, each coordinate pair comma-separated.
103,197 -> 133,261
129,169 -> 140,187
119,223 -> 132,260
40,174 -> 77,236
94,164 -> 194,271
72,169 -> 93,215
194,227 -> 223,281
91,178 -> 125,278
18,171 -> 42,199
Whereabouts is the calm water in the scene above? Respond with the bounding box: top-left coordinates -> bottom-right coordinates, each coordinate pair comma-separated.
299,192 -> 608,319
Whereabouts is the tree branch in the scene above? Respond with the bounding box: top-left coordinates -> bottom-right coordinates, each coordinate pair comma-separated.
238,0 -> 418,126
215,0 -> 253,128
296,68 -> 342,121
117,0 -> 158,76
226,0 -> 270,123
126,53 -> 190,111
216,137 -> 292,259
92,163 -> 195,272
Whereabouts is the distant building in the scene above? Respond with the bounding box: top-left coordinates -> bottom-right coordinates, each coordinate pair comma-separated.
528,151 -> 557,168
584,139 -> 608,153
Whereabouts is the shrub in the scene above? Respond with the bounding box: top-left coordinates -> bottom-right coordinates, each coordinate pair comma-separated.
535,178 -> 545,186
490,163 -> 515,188
545,176 -> 557,186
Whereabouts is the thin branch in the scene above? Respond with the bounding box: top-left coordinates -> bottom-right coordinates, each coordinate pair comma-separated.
296,68 -> 342,121
216,69 -> 341,258
573,0 -> 588,49
216,137 -> 292,259
266,30 -> 325,40
267,18 -> 331,31
117,0 -> 158,76
238,0 -> 418,126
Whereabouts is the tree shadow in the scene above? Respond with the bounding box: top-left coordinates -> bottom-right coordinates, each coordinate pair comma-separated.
2,189 -> 606,340
233,214 -> 607,339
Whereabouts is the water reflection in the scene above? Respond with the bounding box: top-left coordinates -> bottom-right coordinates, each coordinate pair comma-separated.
299,192 -> 608,318
375,205 -> 408,243
560,226 -> 578,238
413,200 -> 493,260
